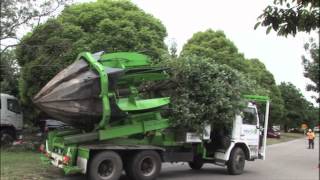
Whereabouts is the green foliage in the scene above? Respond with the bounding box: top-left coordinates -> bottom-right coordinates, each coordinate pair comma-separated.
302,38 -> 319,102
159,56 -> 253,131
181,29 -> 285,126
181,29 -> 247,73
0,50 -> 19,96
278,82 -> 317,130
255,0 -> 319,36
16,0 -> 167,121
246,59 -> 284,125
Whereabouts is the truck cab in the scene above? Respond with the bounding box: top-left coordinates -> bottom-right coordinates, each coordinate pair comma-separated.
0,93 -> 23,145
186,98 -> 269,175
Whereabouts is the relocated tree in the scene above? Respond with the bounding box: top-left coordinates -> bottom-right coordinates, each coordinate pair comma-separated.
302,38 -> 319,102
0,50 -> 20,96
255,0 -> 319,36
159,56 -> 254,131
0,0 -> 70,52
16,0 -> 167,121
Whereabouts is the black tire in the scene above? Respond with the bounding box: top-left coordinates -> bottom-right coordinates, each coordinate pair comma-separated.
227,147 -> 245,175
126,150 -> 161,180
0,130 -> 14,147
188,156 -> 203,170
88,151 -> 123,180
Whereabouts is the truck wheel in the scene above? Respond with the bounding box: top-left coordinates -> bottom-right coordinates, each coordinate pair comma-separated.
126,150 -> 161,180
88,151 -> 123,180
188,156 -> 203,170
0,130 -> 14,146
227,147 -> 245,175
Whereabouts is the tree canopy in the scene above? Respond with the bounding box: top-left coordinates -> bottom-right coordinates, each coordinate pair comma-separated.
181,29 -> 247,73
181,29 -> 284,126
302,38 -> 319,102
246,58 -> 284,125
0,50 -> 19,96
278,82 -> 318,130
255,0 -> 319,36
16,0 -> 167,120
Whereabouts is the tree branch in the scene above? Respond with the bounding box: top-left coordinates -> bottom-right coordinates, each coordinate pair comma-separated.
0,43 -> 20,53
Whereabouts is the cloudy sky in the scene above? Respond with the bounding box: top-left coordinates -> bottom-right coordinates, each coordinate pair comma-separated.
129,0 -> 318,105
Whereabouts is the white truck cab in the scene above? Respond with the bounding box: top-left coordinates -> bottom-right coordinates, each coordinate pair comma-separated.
186,97 -> 270,175
211,99 -> 270,174
0,93 -> 23,145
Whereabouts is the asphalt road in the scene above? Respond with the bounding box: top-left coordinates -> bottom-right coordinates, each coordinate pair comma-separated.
59,136 -> 319,180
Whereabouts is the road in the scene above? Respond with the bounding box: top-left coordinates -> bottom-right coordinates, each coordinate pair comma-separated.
59,137 -> 319,180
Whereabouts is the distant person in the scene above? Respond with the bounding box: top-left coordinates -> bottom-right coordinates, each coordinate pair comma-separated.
306,129 -> 315,149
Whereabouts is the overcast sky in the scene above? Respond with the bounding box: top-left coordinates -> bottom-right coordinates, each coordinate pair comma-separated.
130,0 -> 318,105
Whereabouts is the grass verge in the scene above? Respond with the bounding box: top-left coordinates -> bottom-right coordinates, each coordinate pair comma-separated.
267,132 -> 305,145
0,150 -> 63,180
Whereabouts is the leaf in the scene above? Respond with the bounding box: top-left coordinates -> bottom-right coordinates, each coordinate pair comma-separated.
254,22 -> 261,30
266,26 -> 272,34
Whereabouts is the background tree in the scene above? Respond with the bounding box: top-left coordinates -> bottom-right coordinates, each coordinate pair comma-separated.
255,0 -> 319,36
246,59 -> 285,126
302,38 -> 319,102
181,30 -> 248,73
16,0 -> 167,122
0,50 -> 19,96
256,0 -> 319,106
1,0 -> 70,52
278,82 -> 316,131
181,29 -> 284,126
168,38 -> 178,59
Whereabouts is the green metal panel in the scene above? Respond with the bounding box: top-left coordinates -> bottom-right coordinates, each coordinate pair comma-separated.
100,52 -> 151,68
63,132 -> 99,144
117,72 -> 169,85
78,147 -> 90,160
117,97 -> 170,111
99,119 -> 170,140
77,52 -> 111,128
243,95 -> 270,102
63,166 -> 83,175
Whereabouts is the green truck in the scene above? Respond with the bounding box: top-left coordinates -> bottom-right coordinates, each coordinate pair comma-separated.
35,52 -> 270,180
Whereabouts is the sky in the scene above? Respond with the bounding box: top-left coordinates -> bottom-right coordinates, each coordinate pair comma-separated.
128,0 -> 318,105
6,0 -> 319,105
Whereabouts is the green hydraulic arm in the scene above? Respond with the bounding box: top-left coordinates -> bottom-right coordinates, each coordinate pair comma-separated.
61,52 -> 171,144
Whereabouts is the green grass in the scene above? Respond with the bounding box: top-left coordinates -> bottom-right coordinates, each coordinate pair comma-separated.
0,150 -> 63,180
267,132 -> 305,145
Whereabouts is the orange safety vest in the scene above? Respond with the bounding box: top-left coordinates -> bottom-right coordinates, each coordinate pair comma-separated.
307,132 -> 315,140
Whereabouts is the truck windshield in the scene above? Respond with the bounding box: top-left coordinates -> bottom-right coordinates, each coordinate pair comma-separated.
242,107 -> 257,125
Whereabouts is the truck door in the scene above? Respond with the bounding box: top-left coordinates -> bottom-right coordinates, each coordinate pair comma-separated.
241,107 -> 259,159
6,98 -> 23,130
